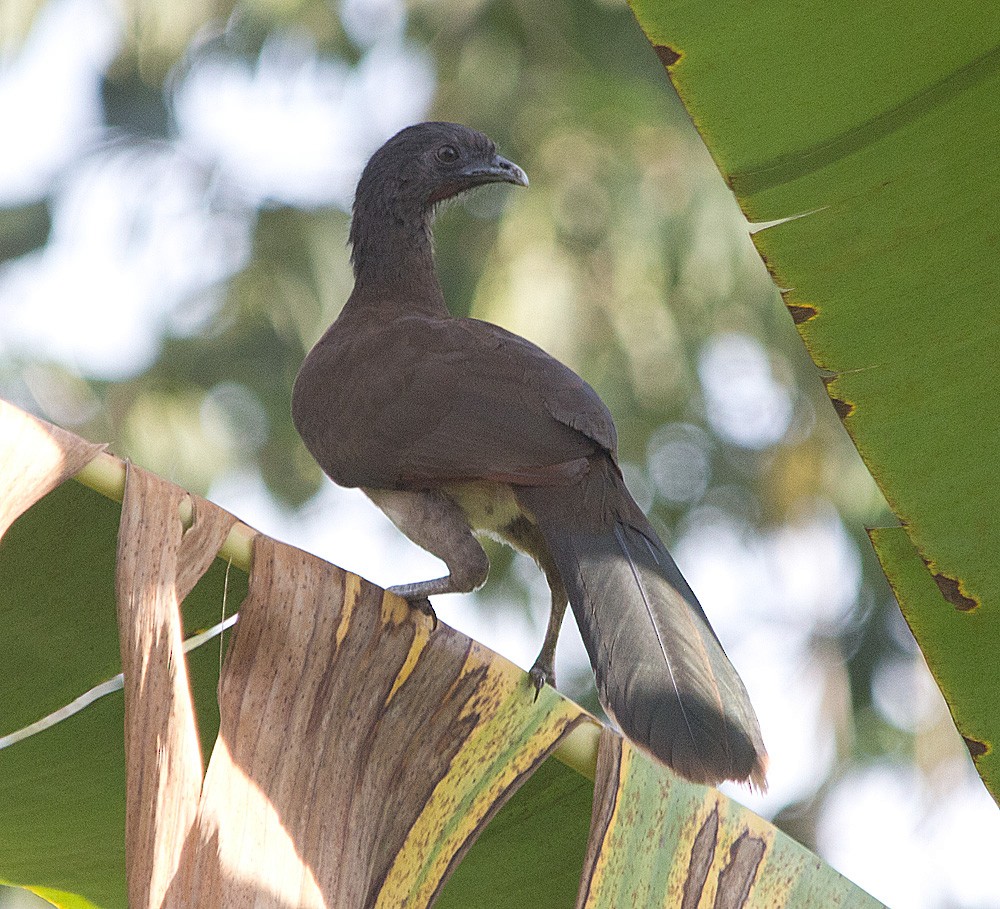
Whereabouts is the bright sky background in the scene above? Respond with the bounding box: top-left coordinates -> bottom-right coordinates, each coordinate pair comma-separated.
1,2 -> 998,907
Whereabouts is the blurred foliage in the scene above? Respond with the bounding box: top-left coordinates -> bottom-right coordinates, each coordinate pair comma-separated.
0,885 -> 52,909
0,0 -> 973,871
0,202 -> 50,264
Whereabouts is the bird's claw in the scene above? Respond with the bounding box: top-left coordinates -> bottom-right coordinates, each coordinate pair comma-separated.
528,664 -> 553,702
409,596 -> 438,630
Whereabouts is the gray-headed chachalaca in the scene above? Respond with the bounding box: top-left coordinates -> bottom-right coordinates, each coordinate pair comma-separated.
292,122 -> 767,787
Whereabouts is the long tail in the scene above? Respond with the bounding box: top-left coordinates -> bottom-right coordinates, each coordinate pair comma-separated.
517,460 -> 767,787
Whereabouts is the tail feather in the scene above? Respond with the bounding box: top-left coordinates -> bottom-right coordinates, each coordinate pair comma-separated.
517,463 -> 767,788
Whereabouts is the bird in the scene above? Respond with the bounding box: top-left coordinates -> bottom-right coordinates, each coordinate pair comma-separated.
292,122 -> 767,788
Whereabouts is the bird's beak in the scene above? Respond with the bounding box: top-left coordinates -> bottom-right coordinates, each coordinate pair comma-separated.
460,154 -> 529,189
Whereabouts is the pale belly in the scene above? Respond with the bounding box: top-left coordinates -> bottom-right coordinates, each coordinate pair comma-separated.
442,479 -> 529,539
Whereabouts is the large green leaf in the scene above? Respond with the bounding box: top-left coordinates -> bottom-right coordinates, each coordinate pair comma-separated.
436,752 -> 594,908
578,732 -> 880,907
0,480 -> 243,907
629,0 -> 1000,802
0,408 -> 883,907
0,458 -> 595,907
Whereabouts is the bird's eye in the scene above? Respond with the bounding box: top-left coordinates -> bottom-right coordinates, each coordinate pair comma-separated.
436,144 -> 459,164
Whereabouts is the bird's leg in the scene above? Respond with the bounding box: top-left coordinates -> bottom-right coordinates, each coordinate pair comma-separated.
528,561 -> 568,699
497,514 -> 569,699
363,487 -> 490,628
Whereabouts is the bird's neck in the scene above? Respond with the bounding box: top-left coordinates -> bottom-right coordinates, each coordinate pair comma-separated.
347,195 -> 447,316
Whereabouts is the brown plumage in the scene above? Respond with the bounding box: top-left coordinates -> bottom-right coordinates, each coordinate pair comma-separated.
292,122 -> 767,787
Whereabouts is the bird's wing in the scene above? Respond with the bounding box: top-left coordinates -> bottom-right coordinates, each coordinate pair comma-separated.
362,314 -> 618,488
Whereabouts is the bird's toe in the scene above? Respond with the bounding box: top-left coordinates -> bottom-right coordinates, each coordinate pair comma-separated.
408,596 -> 438,630
528,662 -> 555,701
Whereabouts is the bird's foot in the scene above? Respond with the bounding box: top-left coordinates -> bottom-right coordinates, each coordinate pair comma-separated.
408,596 -> 438,631
528,662 -> 555,702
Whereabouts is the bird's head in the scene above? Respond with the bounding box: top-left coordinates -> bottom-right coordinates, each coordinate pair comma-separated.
348,122 -> 528,288
353,122 -> 528,221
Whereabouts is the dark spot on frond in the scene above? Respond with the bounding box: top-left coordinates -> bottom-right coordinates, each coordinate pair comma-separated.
653,44 -> 682,68
786,302 -> 817,324
830,396 -> 853,419
963,736 -> 988,758
682,807 -> 719,909
933,571 -> 978,611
